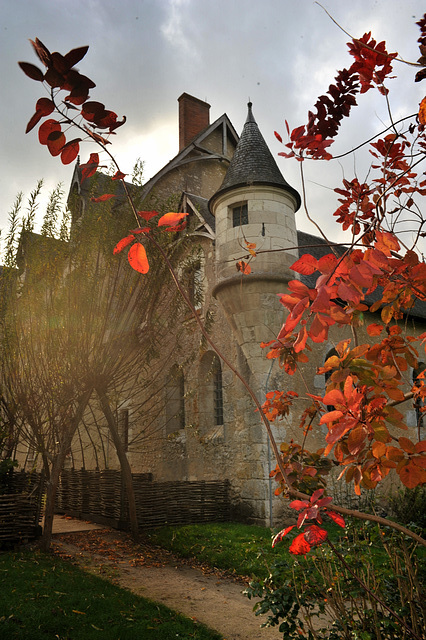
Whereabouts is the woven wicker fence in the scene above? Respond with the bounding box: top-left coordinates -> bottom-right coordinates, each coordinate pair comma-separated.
0,471 -> 44,545
55,469 -> 231,530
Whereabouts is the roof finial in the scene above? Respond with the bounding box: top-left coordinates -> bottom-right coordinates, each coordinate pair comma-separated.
246,100 -> 255,123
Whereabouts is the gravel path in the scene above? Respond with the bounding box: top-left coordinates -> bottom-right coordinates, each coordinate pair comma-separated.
51,528 -> 282,640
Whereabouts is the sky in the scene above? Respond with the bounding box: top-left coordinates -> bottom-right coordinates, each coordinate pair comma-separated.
1,0 -> 425,247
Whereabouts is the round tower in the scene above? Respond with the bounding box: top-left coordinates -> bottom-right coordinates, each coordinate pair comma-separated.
209,102 -> 301,387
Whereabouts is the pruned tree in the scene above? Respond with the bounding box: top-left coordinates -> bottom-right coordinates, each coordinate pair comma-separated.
1,182 -> 192,550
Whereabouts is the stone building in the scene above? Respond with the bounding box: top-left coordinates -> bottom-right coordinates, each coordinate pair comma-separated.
33,94 -> 426,525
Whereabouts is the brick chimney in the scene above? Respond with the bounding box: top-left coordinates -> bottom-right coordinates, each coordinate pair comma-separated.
178,93 -> 210,151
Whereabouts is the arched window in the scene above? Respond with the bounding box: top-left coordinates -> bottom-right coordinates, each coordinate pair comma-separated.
199,352 -> 224,433
165,365 -> 185,435
413,362 -> 425,432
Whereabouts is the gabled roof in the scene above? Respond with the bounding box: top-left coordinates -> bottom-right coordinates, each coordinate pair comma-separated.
180,192 -> 215,239
210,103 -> 301,211
140,113 -> 239,202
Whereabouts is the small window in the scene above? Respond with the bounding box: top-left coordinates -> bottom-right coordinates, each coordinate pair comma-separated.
166,366 -> 185,435
187,258 -> 203,310
232,203 -> 248,227
199,352 -> 224,432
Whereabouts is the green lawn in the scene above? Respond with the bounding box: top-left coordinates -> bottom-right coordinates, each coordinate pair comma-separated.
147,521 -> 276,579
0,550 -> 223,640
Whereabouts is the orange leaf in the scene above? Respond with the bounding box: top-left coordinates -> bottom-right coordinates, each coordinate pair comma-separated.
290,254 -> 319,275
113,235 -> 135,255
399,460 -> 426,488
157,212 -> 188,227
236,260 -> 251,275
415,441 -> 426,454
398,437 -> 416,454
372,441 -> 386,458
367,323 -> 383,336
128,243 -> 149,274
419,96 -> 426,125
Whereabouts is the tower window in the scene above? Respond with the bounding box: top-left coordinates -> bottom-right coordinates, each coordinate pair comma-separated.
232,203 -> 248,227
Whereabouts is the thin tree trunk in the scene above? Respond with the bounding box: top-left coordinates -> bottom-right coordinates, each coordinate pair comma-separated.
96,387 -> 139,539
40,389 -> 93,551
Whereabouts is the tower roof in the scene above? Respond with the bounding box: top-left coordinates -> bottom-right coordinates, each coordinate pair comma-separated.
210,102 -> 301,211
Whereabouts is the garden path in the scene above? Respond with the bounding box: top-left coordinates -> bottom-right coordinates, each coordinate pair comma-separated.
50,517 -> 282,640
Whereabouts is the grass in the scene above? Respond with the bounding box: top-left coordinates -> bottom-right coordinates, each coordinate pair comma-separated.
147,522 -> 276,579
0,550 -> 223,640
146,519 -> 422,580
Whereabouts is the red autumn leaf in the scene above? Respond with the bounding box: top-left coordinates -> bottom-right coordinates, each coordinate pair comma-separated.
64,45 -> 89,68
415,441 -> 426,454
46,130 -> 66,156
138,210 -> 159,221
236,261 -> 251,275
129,228 -> 151,235
290,254 -> 319,275
38,119 -> 61,145
309,314 -> 329,343
30,37 -> 51,67
326,510 -> 346,528
111,171 -> 126,181
25,110 -> 44,134
25,97 -> 56,134
91,194 -> 115,202
81,100 -> 106,122
128,243 -> 149,274
289,499 -> 309,511
289,533 -> 311,556
274,131 -> 283,143
18,61 -> 44,81
36,97 -> 55,116
113,235 -> 135,255
304,525 -> 328,546
399,460 -> 426,488
320,410 -> 343,425
80,152 -> 99,181
272,525 -> 295,547
398,437 -> 416,454
293,325 -> 308,353
157,212 -> 188,227
163,221 -> 188,232
367,323 -> 384,336
60,138 -> 81,165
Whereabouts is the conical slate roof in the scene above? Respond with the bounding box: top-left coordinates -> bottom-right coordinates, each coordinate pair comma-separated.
210,102 -> 301,211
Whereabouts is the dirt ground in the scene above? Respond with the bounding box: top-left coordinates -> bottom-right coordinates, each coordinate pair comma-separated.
51,527 -> 282,640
